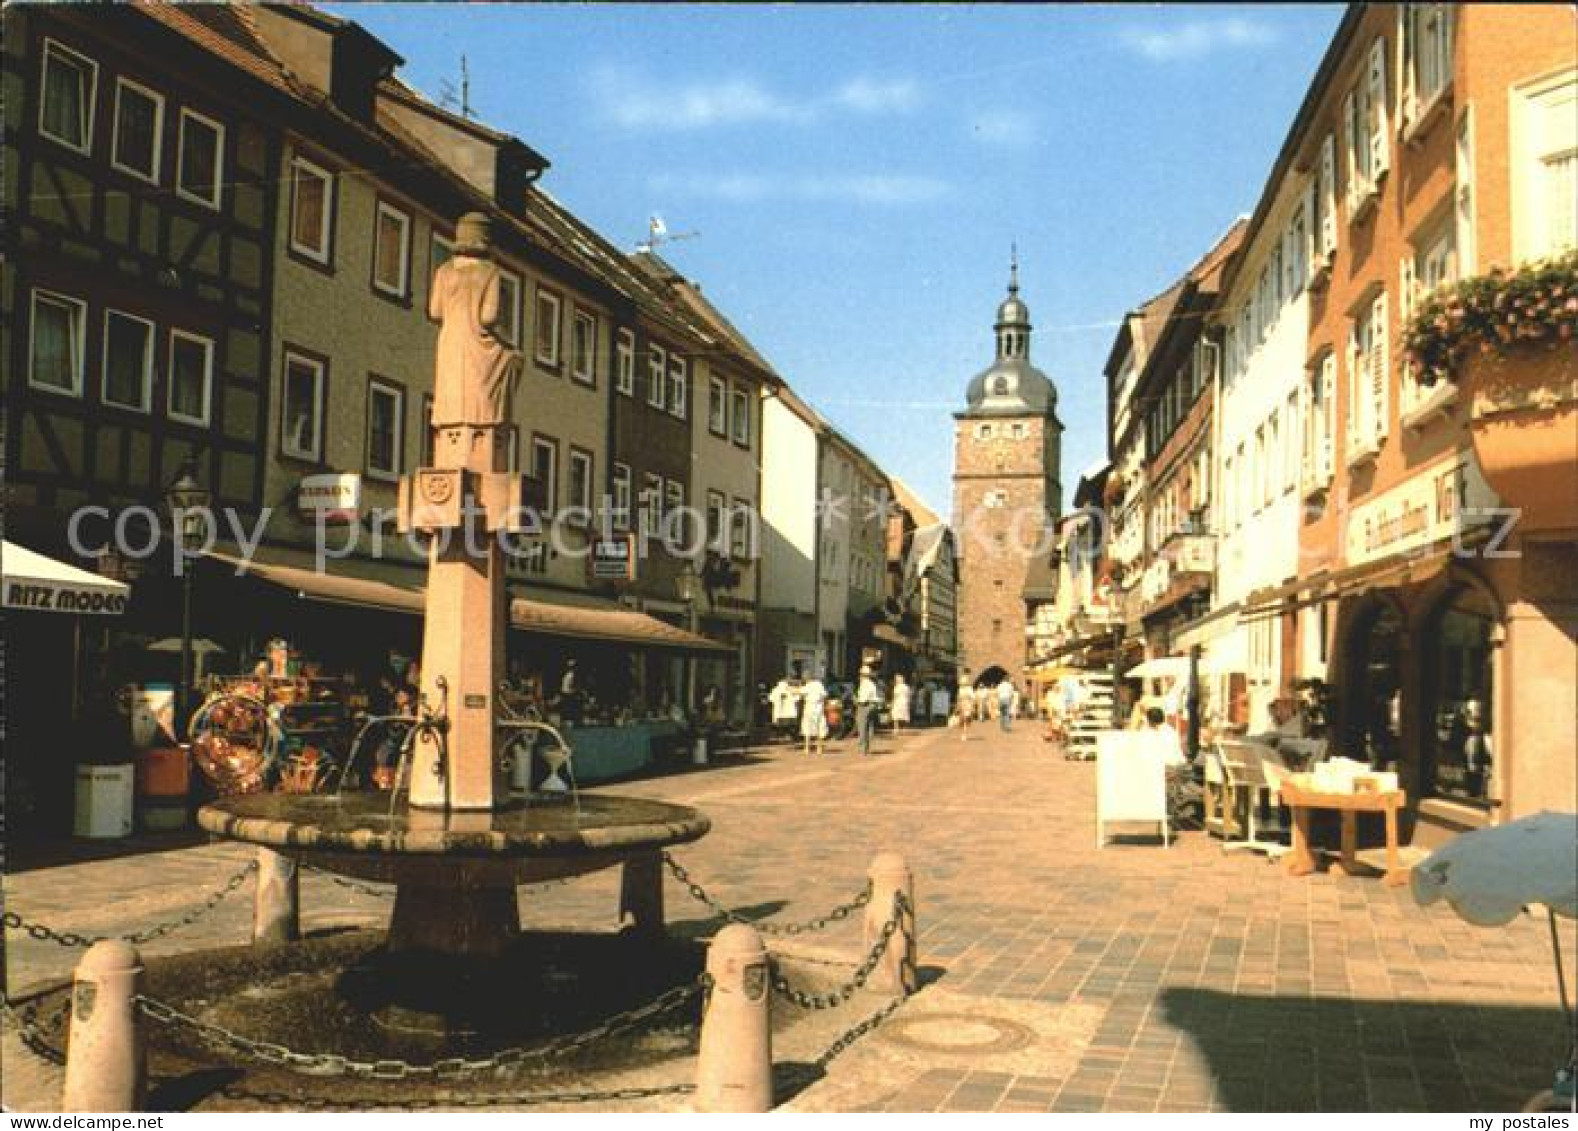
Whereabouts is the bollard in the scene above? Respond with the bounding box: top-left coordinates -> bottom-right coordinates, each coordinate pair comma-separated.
253,847 -> 300,944
695,924 -> 772,1112
62,940 -> 146,1112
864,852 -> 916,995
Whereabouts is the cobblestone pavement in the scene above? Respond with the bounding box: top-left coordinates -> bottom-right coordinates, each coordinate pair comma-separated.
5,724 -> 1573,1112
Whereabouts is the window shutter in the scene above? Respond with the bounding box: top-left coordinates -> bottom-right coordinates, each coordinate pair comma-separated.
1346,326 -> 1362,450
1371,294 -> 1390,447
1399,254 -> 1417,321
1320,354 -> 1337,482
1299,370 -> 1313,490
1342,92 -> 1359,214
1303,180 -> 1318,277
1397,5 -> 1416,129
1369,38 -> 1390,177
1319,135 -> 1338,255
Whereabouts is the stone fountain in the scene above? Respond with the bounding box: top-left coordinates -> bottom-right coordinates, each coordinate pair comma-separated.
196,212 -> 709,1034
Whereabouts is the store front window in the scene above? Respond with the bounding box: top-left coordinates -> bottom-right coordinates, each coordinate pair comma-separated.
1425,585 -> 1496,804
1347,601 -> 1404,770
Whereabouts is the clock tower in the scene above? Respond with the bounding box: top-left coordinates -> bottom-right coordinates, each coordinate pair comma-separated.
951,257 -> 1063,688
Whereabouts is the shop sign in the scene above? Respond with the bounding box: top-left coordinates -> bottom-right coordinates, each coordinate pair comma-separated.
589,535 -> 637,582
4,581 -> 127,615
297,473 -> 361,522
1345,449 -> 1499,567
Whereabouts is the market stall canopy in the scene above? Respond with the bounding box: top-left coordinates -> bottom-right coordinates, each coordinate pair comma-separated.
1125,654 -> 1237,681
2,540 -> 129,615
206,548 -> 729,655
1411,811 -> 1578,926
146,637 -> 228,655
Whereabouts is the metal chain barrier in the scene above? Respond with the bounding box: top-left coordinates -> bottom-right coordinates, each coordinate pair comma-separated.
767,890 -> 908,1011
813,991 -> 911,1071
217,1080 -> 695,1111
2,860 -> 259,949
1,995 -> 67,1067
663,853 -> 871,936
135,973 -> 710,1080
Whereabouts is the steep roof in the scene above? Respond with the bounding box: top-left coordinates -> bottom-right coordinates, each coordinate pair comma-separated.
890,478 -> 942,528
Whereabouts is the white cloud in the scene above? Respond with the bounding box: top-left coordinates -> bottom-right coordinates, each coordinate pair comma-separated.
590,67 -> 923,131
1119,16 -> 1276,62
970,110 -> 1037,148
832,76 -> 923,114
651,172 -> 951,206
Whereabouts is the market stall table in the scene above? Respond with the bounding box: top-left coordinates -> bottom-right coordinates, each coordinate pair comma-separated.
1279,773 -> 1409,886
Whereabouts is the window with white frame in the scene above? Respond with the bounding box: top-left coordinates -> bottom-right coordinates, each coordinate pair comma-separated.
664,479 -> 684,536
1346,290 -> 1389,460
568,448 -> 593,516
1316,135 -> 1339,261
111,78 -> 162,182
706,490 -> 726,551
570,308 -> 597,385
614,329 -> 635,395
708,376 -> 727,435
289,155 -> 333,261
611,463 -> 632,529
667,355 -> 688,419
372,201 -> 411,297
731,497 -> 752,558
29,289 -> 86,396
495,270 -> 521,347
39,40 -> 96,154
531,436 -> 558,514
647,345 -> 666,408
282,352 -> 325,461
533,287 -> 560,366
366,379 -> 404,480
1343,39 -> 1391,218
1253,425 -> 1268,510
731,386 -> 750,446
1514,71 -> 1578,260
641,472 -> 662,532
177,108 -> 223,209
1401,221 -> 1457,415
1283,390 -> 1299,493
505,427 -> 520,474
1399,3 -> 1453,128
102,310 -> 153,412
168,330 -> 213,426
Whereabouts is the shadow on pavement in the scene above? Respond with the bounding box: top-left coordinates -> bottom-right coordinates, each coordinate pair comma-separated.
1159,987 -> 1568,1112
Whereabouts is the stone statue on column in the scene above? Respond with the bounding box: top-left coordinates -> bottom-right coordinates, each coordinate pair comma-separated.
429,212 -> 521,431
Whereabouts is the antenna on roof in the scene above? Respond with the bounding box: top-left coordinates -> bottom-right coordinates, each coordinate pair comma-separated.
635,214 -> 701,254
438,55 -> 474,119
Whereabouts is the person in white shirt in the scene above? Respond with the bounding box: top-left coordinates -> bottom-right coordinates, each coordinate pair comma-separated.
799,672 -> 829,755
855,665 -> 881,756
890,673 -> 912,731
955,676 -> 975,740
995,678 -> 1015,733
769,677 -> 799,743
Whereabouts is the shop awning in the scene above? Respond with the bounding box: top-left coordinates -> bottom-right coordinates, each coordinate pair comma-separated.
2,540 -> 130,615
870,622 -> 912,648
1238,532 -> 1475,621
206,548 -> 729,654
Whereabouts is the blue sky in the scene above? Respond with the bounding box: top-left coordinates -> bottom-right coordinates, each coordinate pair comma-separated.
337,3 -> 1344,518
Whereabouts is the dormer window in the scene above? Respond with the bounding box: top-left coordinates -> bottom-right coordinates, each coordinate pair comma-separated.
993,376 -> 1009,397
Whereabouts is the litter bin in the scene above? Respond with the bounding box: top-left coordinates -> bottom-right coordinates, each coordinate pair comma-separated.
136,744 -> 191,831
74,763 -> 135,839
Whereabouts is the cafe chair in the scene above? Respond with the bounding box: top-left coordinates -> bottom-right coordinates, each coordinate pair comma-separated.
1216,740 -> 1285,857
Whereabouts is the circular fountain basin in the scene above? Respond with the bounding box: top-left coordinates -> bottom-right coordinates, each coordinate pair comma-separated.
198,792 -> 710,886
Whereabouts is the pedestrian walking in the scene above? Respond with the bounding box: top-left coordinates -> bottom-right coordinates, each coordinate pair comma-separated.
769,676 -> 799,743
855,665 -> 881,756
996,677 -> 1015,733
956,674 -> 975,741
799,671 -> 829,755
891,673 -> 912,732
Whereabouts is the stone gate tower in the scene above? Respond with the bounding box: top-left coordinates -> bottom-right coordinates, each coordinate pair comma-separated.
951,258 -> 1062,687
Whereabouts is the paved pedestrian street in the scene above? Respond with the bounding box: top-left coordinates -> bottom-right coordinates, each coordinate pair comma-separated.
4,726 -> 1572,1113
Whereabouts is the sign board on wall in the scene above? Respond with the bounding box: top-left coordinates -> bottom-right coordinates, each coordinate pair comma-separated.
589,535 -> 637,582
1344,449 -> 1500,567
297,473 -> 362,523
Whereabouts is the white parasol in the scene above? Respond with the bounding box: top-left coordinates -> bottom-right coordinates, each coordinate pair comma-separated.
1411,811 -> 1578,926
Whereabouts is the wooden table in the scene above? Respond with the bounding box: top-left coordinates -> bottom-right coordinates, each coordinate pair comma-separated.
1279,774 -> 1410,886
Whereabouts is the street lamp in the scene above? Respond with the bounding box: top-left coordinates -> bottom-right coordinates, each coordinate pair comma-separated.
164,457 -> 211,736
676,559 -> 702,714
